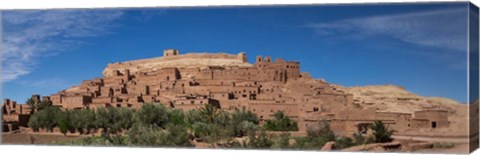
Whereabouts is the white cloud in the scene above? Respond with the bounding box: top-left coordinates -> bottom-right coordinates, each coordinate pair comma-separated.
18,77 -> 70,88
1,10 -> 124,82
306,8 -> 468,51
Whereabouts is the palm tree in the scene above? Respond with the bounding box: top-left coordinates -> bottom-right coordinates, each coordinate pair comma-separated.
199,104 -> 220,124
37,100 -> 52,110
25,97 -> 52,112
26,97 -> 37,112
370,120 -> 396,143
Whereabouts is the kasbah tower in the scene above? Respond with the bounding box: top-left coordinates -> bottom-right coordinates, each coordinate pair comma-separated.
2,49 -> 449,135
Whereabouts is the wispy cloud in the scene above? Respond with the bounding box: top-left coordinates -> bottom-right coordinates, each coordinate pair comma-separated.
18,77 -> 71,88
306,8 -> 468,51
1,10 -> 124,82
135,9 -> 168,22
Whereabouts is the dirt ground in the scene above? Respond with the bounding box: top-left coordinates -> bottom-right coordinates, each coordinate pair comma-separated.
1,133 -> 474,154
1,133 -> 82,145
414,143 -> 470,154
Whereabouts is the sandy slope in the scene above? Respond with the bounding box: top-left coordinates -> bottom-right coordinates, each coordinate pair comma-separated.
333,84 -> 469,136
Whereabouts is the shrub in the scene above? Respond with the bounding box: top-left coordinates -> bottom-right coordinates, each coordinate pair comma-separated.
335,137 -> 354,150
191,122 -> 232,143
58,134 -> 129,146
245,130 -> 274,149
433,143 -> 455,149
291,123 -> 336,150
263,111 -> 298,131
306,122 -> 335,141
127,124 -> 192,147
167,108 -> 186,126
292,136 -> 328,150
272,133 -> 291,149
185,109 -> 206,127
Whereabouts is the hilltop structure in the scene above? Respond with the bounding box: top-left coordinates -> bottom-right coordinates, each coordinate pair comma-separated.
2,49 -> 449,135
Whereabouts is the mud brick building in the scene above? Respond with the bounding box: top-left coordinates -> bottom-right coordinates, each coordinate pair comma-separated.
1,49 -> 450,134
2,99 -> 32,132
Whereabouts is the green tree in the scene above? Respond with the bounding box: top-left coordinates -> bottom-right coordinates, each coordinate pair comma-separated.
94,107 -> 112,134
230,108 -> 259,137
56,110 -> 72,136
25,97 -> 52,112
185,109 -> 206,127
110,107 -> 135,133
37,100 -> 52,110
26,97 -> 37,112
70,109 -> 97,134
198,104 -> 220,124
190,105 -> 238,144
167,108 -> 186,126
135,103 -> 169,128
27,113 -> 41,132
290,123 -> 335,150
370,120 -> 395,143
27,106 -> 61,132
263,111 -> 298,131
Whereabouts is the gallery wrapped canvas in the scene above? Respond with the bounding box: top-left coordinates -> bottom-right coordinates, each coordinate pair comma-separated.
1,1 -> 479,154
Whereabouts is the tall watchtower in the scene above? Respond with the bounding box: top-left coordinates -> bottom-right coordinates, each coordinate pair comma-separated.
237,52 -> 247,63
163,49 -> 180,57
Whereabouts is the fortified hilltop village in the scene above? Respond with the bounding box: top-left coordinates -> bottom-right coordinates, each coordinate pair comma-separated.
2,49 -> 466,137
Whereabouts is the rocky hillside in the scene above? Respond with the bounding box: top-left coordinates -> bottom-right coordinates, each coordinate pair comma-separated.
102,52 -> 251,77
334,84 -> 469,136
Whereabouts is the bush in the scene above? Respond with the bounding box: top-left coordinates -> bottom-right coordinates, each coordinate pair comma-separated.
244,130 -> 274,149
191,122 -> 232,143
290,123 -> 335,150
433,143 -> 455,148
292,136 -> 328,150
272,133 -> 291,149
128,124 -> 192,147
306,122 -> 335,141
167,108 -> 186,126
57,134 -> 129,146
187,105 -> 248,144
263,111 -> 298,131
335,137 -> 354,150
185,109 -> 206,127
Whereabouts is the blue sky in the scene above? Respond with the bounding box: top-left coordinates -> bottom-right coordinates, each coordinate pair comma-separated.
1,2 -> 471,103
